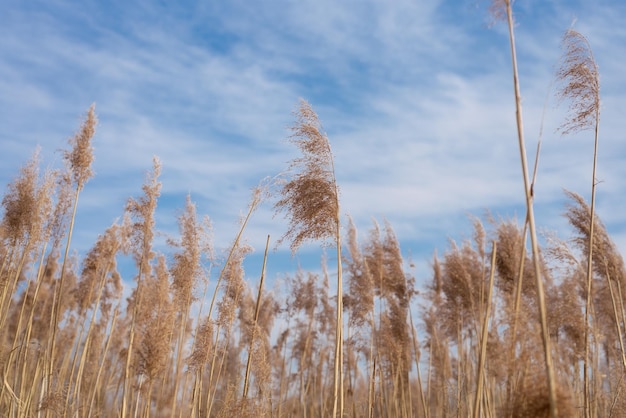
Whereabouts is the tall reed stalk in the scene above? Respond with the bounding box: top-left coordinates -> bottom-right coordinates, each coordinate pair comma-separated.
490,1 -> 558,415
45,105 -> 96,416
121,157 -> 161,418
242,234 -> 270,399
473,241 -> 496,418
555,28 -> 601,418
274,99 -> 343,417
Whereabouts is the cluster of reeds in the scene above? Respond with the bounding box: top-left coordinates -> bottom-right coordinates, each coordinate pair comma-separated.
0,3 -> 620,417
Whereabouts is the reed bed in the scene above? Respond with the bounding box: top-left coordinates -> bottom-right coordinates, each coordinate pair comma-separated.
0,5 -> 621,417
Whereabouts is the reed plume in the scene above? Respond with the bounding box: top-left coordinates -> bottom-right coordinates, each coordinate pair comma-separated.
121,157 -> 161,418
344,217 -> 374,330
274,100 -> 339,253
556,29 -> 600,136
564,191 -> 626,379
489,2 -> 558,415
64,105 -> 96,190
343,217 -> 375,416
0,151 -> 52,329
242,235 -> 273,401
0,150 -> 42,248
45,105 -> 97,415
274,99 -> 344,417
168,194 -> 212,417
556,28 -> 601,418
68,218 -> 129,413
137,254 -> 175,414
208,242 -> 251,416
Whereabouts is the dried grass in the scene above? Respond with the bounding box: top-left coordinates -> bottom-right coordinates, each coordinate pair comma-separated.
0,18 -> 622,418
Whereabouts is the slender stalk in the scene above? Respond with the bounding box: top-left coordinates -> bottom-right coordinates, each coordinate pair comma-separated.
473,242 -> 497,418
602,261 -> 626,372
45,106 -> 96,415
502,2 -> 558,415
169,296 -> 191,418
0,241 -> 31,332
243,234 -> 270,398
409,309 -> 428,418
204,193 -> 260,416
617,283 -> 626,342
322,126 -> 343,418
426,341 -> 433,418
506,203 -> 533,412
72,256 -> 115,412
367,309 -> 376,418
456,321 -> 462,418
16,246 -> 48,411
188,274 -> 212,418
555,28 -> 600,417
506,140 -> 541,412
5,280 -> 31,417
332,216 -> 344,418
46,186 -> 81,412
121,262 -> 146,418
582,108 -> 600,418
88,303 -> 121,418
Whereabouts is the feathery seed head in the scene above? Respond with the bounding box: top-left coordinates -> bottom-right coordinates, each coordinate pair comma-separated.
126,157 -> 162,276
1,151 -> 40,244
170,194 -> 212,310
64,104 -> 97,189
488,0 -> 511,23
556,29 -> 600,135
188,315 -> 214,371
274,99 -> 339,253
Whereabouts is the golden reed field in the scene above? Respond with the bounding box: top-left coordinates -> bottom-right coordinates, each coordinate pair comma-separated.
0,2 -> 620,417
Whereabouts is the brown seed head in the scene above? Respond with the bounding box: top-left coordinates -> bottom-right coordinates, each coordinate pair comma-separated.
556,29 -> 600,135
64,104 -> 97,190
1,151 -> 40,244
274,99 -> 339,253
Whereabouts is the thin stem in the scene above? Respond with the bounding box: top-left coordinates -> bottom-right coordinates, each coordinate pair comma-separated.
46,186 -> 81,414
583,108 -> 600,418
243,234 -> 270,398
473,242 -> 497,418
504,2 -> 558,415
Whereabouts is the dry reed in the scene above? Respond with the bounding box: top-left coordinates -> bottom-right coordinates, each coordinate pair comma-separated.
0,20 -> 621,417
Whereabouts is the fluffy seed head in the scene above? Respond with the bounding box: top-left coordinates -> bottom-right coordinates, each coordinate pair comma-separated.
64,104 -> 97,189
274,99 -> 339,253
556,29 -> 600,135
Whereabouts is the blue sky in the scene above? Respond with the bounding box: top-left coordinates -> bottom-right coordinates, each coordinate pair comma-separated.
1,0 -> 626,292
